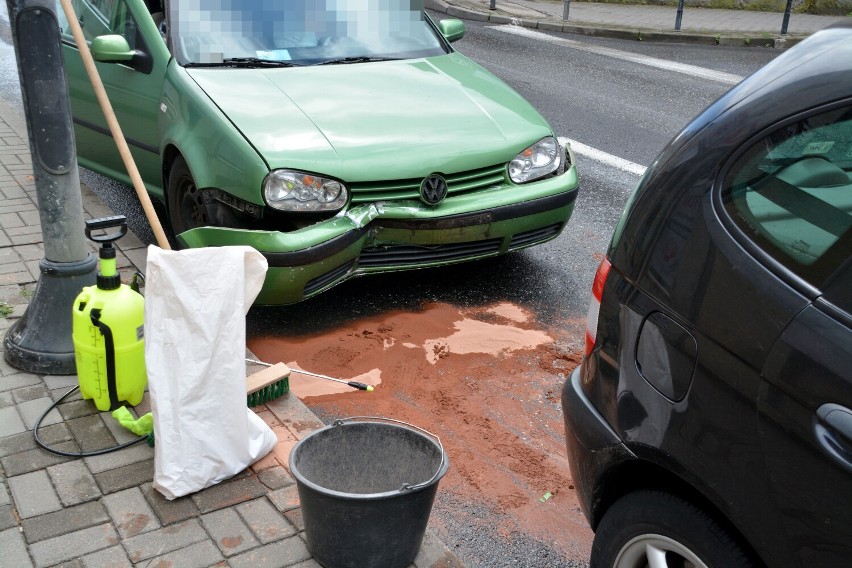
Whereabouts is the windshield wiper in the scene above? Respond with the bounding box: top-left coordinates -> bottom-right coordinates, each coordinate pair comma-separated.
313,56 -> 400,66
185,58 -> 302,68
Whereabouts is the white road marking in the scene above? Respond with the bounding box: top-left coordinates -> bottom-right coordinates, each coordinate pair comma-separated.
493,25 -> 744,86
560,136 -> 648,176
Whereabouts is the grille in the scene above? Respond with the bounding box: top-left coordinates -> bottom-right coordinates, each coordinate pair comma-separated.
349,164 -> 506,204
304,260 -> 355,296
358,238 -> 503,268
509,224 -> 563,249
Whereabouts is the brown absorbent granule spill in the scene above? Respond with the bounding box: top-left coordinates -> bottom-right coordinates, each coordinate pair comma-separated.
249,301 -> 593,561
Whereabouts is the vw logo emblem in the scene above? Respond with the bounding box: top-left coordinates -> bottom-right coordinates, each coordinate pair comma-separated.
420,174 -> 448,205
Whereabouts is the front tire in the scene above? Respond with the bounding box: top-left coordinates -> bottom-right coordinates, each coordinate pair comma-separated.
591,491 -> 755,568
167,156 -> 209,237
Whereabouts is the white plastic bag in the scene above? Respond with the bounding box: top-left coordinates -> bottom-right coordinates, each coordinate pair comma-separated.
145,245 -> 276,500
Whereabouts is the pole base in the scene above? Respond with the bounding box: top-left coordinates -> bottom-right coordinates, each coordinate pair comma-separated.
4,254 -> 97,375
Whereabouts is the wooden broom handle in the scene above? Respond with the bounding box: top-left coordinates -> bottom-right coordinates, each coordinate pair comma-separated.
58,0 -> 172,250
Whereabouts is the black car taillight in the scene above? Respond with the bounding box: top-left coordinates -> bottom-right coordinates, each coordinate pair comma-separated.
585,258 -> 611,357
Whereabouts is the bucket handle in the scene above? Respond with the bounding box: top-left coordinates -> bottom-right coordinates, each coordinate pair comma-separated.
333,416 -> 446,492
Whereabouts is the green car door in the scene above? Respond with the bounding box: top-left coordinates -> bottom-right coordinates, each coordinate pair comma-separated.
57,0 -> 169,196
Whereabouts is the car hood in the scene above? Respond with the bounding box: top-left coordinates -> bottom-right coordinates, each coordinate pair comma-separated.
186,53 -> 552,181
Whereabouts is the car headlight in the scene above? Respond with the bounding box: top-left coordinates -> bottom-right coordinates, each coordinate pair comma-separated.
508,137 -> 561,184
263,170 -> 348,212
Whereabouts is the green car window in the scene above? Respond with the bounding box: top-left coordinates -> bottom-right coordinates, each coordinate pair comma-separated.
170,0 -> 448,66
57,0 -> 113,41
57,0 -> 144,50
722,104 -> 852,288
111,0 -> 143,50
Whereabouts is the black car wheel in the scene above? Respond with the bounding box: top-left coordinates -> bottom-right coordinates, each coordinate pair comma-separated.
167,156 -> 210,237
591,491 -> 754,568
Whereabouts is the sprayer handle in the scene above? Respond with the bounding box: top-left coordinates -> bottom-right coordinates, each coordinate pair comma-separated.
85,215 -> 128,244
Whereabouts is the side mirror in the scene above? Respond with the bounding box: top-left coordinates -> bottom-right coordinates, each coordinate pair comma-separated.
91,35 -> 135,62
438,19 -> 465,43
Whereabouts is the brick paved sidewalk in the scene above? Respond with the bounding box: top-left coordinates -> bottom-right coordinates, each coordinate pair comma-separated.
0,99 -> 461,568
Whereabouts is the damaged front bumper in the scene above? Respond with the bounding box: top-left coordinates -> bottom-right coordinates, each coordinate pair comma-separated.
179,166 -> 579,304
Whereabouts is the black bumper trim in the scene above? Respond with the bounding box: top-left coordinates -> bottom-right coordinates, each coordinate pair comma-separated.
492,187 -> 578,222
261,227 -> 368,268
562,366 -> 634,527
563,366 -> 623,451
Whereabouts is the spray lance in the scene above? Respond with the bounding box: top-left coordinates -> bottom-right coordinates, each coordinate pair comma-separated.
246,358 -> 374,407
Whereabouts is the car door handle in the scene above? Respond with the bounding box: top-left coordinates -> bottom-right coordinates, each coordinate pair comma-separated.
815,403 -> 852,473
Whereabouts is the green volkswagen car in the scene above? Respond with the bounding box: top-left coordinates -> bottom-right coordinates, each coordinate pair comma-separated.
58,0 -> 579,304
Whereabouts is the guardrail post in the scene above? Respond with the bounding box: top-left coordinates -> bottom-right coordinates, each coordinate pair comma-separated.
675,0 -> 685,31
781,0 -> 793,34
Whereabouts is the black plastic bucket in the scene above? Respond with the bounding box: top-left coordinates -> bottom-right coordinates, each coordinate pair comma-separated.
289,417 -> 449,568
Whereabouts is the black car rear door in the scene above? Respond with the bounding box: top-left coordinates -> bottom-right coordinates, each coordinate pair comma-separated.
758,263 -> 852,567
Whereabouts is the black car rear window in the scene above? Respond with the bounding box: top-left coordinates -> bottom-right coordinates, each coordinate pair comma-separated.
722,105 -> 852,288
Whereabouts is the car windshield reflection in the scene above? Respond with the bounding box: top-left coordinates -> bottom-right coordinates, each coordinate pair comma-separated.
170,0 -> 447,66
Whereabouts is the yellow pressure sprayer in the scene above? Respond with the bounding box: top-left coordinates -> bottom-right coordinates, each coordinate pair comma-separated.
72,216 -> 146,411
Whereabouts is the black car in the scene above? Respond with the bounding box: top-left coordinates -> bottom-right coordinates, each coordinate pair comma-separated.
562,22 -> 852,568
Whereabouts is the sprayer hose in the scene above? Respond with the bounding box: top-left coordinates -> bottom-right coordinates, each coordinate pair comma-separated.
33,385 -> 150,457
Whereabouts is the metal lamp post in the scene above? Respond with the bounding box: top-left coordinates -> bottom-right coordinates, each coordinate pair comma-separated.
4,0 -> 97,374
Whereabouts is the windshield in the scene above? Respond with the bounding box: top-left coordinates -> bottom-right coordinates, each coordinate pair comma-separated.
169,0 -> 447,66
